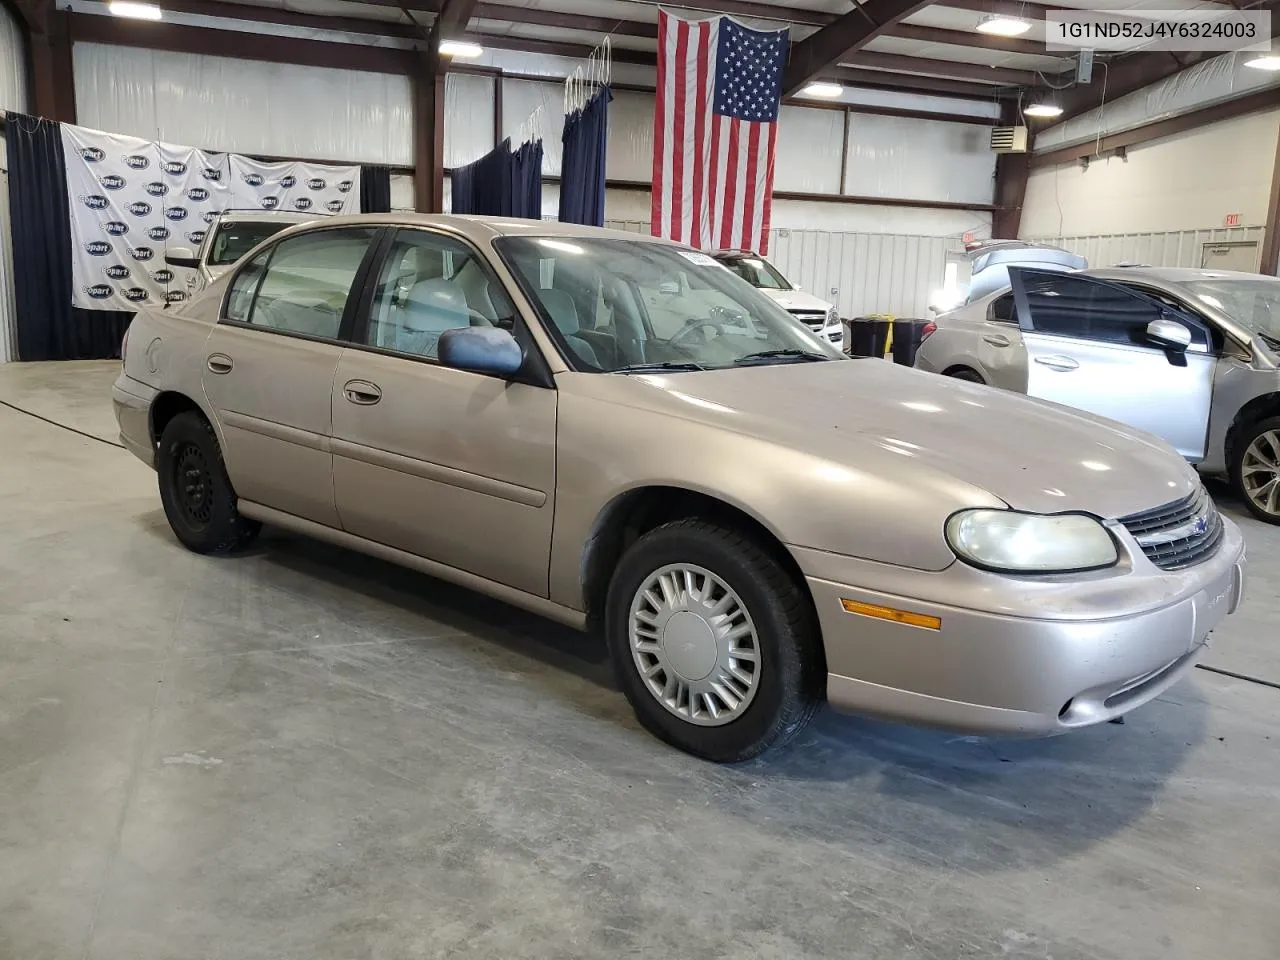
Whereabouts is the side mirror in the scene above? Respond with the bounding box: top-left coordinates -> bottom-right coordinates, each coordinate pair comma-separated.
438,326 -> 523,377
165,246 -> 199,269
1146,316 -> 1192,352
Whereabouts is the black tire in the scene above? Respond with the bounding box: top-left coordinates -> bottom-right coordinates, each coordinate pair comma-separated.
605,519 -> 823,763
1230,415 -> 1280,525
156,411 -> 261,554
946,367 -> 984,383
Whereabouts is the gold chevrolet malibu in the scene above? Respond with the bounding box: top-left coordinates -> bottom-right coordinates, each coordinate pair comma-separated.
113,215 -> 1246,762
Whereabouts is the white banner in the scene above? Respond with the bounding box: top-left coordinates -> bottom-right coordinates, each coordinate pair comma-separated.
62,124 -> 360,311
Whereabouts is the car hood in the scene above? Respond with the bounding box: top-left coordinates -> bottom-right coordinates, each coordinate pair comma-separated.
758,289 -> 832,313
599,360 -> 1196,520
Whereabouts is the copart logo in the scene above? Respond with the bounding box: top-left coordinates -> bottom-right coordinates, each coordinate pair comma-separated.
81,147 -> 106,163
103,221 -> 129,236
130,246 -> 155,262
164,290 -> 189,304
201,167 -> 222,182
325,199 -> 344,213
281,175 -> 297,188
99,174 -> 126,191
293,197 -> 313,211
104,265 -> 131,280
260,196 -> 280,210
144,181 -> 169,197
242,172 -> 265,187
85,240 -> 113,256
82,194 -> 109,210
307,177 -> 326,191
127,201 -> 153,217
202,210 -> 219,224
147,226 -> 170,241
337,180 -> 353,194
187,186 -> 210,202
124,154 -> 150,170
186,230 -> 206,245
162,160 -> 188,176
151,268 -> 174,284
124,287 -> 149,303
85,284 -> 113,299
164,206 -> 189,221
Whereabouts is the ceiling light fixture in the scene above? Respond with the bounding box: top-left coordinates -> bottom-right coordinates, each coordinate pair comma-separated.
1244,54 -> 1280,71
801,81 -> 844,98
1024,102 -> 1064,118
976,14 -> 1032,37
107,1 -> 163,20
439,39 -> 484,58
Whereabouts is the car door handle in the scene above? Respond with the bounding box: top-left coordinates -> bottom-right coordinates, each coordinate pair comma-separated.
343,380 -> 382,405
982,334 -> 1012,347
1034,355 -> 1079,372
207,354 -> 233,374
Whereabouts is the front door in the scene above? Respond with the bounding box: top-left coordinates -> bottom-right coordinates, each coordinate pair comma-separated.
329,227 -> 558,597
201,225 -> 379,526
1009,267 -> 1216,460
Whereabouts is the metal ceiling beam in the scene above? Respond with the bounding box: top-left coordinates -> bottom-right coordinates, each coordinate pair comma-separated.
828,65 -> 1008,99
845,50 -> 1036,85
781,0 -> 936,97
432,0 -> 480,39
888,22 -> 1048,57
156,0 -> 422,39
621,0 -> 831,27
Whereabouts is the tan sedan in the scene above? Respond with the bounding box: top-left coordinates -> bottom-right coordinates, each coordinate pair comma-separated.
114,215 -> 1246,762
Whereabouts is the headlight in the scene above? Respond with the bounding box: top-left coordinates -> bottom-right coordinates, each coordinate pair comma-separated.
945,509 -> 1118,573
827,306 -> 840,325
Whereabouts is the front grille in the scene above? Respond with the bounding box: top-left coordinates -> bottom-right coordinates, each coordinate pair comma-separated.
1119,486 -> 1224,570
789,310 -> 827,332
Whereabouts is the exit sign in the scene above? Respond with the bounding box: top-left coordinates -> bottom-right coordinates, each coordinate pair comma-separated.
1225,213 -> 1242,227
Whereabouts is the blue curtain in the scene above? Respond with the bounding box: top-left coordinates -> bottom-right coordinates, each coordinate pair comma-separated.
451,138 -> 541,219
359,165 -> 392,213
558,86 -> 612,227
4,112 -> 133,361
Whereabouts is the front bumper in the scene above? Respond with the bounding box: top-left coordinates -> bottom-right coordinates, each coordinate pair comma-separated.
796,515 -> 1246,736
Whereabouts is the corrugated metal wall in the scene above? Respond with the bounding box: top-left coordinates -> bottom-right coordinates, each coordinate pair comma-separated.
0,136 -> 19,363
1024,226 -> 1268,271
606,219 -> 958,318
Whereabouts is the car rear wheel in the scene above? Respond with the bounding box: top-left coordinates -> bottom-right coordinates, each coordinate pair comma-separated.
946,367 -> 984,383
1232,416 -> 1280,524
157,411 -> 261,553
605,519 -> 822,762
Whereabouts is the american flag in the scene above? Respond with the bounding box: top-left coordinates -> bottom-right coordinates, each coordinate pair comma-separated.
651,11 -> 789,254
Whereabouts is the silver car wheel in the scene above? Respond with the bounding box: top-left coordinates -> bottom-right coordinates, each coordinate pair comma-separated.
628,563 -> 761,727
1242,430 -> 1280,516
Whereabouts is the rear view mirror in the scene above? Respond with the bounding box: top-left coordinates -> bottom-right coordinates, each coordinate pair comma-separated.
1146,317 -> 1192,352
438,327 -> 523,376
165,245 -> 199,269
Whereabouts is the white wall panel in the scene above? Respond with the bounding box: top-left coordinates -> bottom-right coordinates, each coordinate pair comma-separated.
1021,109 -> 1280,237
0,135 -> 19,362
606,89 -> 654,182
390,173 -> 415,211
1037,52 -> 1280,152
844,113 -> 994,204
501,78 -> 564,176
774,106 -> 843,194
1,4 -> 27,115
445,73 -> 496,168
1023,226 -> 1267,271
73,42 -> 412,164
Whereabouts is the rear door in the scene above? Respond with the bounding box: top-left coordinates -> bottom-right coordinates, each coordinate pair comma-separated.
1009,267 -> 1216,460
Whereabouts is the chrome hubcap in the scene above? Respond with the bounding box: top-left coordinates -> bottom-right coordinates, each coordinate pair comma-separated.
1242,430 -> 1280,516
628,564 -> 760,727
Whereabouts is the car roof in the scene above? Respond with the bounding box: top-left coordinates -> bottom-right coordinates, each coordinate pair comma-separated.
303,212 -> 687,246
1086,266 -> 1273,284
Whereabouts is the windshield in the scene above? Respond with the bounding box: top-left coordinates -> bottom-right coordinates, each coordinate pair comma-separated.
1182,275 -> 1280,344
208,221 -> 295,265
717,255 -> 791,290
494,237 -> 842,372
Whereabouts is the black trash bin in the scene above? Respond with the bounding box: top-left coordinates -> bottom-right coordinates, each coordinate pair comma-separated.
891,318 -> 929,367
849,314 -> 892,358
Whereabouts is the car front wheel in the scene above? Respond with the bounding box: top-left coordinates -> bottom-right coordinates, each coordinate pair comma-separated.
605,519 -> 823,762
1232,416 -> 1280,524
157,411 -> 261,553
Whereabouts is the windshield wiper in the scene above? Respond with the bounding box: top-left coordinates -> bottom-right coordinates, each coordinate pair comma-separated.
1258,331 -> 1280,350
615,361 -> 708,374
733,349 -> 831,365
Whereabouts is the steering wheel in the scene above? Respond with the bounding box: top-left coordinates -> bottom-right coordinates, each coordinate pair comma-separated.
668,318 -> 726,347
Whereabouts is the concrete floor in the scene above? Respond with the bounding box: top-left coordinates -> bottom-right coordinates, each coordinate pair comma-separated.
2,361 -> 1279,960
